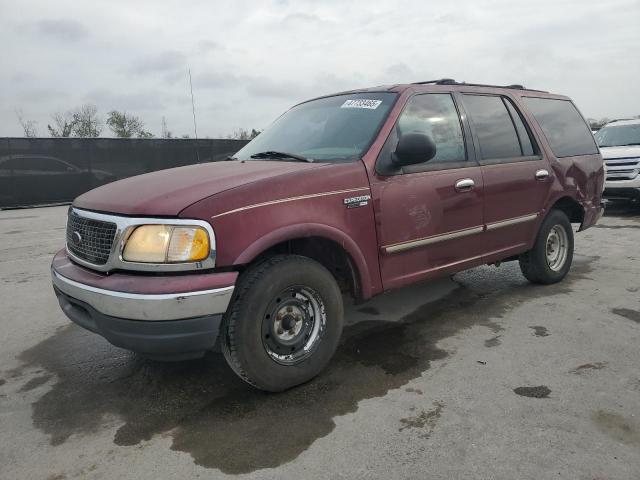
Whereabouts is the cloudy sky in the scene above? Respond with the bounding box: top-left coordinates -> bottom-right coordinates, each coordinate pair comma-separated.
1,0 -> 639,138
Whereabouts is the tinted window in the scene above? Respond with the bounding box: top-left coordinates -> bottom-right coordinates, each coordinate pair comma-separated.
504,99 -> 535,156
522,97 -> 598,157
463,95 -> 523,160
396,93 -> 466,164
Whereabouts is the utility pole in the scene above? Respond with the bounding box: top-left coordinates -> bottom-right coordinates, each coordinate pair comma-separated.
188,69 -> 198,139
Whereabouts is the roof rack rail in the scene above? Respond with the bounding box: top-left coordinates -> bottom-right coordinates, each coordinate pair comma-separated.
411,79 -> 547,93
412,79 -> 457,85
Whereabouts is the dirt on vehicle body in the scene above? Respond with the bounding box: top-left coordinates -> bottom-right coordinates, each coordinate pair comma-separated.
52,79 -> 604,391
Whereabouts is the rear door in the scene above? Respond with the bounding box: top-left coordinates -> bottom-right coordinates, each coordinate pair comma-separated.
459,93 -> 552,259
371,92 -> 485,290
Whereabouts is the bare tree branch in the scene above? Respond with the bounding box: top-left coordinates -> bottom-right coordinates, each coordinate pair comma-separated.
15,109 -> 39,137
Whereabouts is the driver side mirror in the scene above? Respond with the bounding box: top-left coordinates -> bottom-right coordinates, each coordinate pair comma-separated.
392,133 -> 437,167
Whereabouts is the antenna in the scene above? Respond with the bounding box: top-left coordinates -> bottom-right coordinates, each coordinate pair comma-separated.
188,68 -> 198,139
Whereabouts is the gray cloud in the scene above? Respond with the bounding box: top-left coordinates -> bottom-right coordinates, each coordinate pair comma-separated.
35,19 -> 88,41
129,50 -> 187,75
84,89 -> 165,112
193,71 -> 238,89
1,0 -> 638,138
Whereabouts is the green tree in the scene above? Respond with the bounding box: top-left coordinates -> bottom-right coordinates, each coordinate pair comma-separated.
107,110 -> 153,138
71,104 -> 102,137
47,111 -> 76,137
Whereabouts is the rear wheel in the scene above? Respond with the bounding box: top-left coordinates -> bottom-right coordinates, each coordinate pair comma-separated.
221,255 -> 343,392
519,209 -> 574,284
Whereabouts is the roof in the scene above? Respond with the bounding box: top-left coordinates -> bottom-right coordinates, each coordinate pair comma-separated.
605,118 -> 640,126
297,79 -> 566,107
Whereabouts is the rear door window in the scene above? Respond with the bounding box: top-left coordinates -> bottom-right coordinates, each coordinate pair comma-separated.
504,100 -> 535,156
462,95 -> 529,162
522,97 -> 598,157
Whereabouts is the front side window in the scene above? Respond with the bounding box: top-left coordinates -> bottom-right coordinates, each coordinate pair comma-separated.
522,97 -> 598,157
462,94 -> 524,161
595,123 -> 640,148
235,92 -> 397,162
394,93 -> 466,164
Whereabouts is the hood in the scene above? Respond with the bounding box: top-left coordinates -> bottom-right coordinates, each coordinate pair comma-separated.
74,160 -> 326,216
600,145 -> 640,160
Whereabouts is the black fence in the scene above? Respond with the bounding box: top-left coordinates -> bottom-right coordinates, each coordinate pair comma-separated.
0,137 -> 249,208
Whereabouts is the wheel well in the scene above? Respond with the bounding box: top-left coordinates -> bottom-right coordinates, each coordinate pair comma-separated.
551,196 -> 584,224
250,237 -> 361,300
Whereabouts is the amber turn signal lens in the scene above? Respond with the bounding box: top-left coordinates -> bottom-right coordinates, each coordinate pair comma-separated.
167,227 -> 209,262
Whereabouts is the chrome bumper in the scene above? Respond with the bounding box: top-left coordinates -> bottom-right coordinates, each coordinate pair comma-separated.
52,270 -> 234,321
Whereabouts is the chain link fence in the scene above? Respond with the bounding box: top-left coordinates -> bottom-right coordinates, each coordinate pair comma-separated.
0,137 -> 248,208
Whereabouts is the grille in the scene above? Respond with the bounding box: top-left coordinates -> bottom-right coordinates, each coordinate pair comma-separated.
605,157 -> 640,181
66,212 -> 117,265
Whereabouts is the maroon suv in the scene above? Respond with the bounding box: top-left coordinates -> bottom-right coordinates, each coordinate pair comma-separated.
51,79 -> 604,391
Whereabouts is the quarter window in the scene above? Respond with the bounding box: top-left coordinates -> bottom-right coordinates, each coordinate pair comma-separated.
522,97 -> 598,157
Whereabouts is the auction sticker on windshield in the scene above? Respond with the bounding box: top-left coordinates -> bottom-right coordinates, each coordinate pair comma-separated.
341,99 -> 382,109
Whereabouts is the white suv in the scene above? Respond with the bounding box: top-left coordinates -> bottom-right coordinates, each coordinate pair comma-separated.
595,118 -> 640,200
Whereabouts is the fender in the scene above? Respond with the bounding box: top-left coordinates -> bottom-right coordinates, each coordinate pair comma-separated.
233,222 -> 375,299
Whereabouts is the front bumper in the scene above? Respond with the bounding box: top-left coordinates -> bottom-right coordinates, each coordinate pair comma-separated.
52,270 -> 234,321
51,250 -> 237,359
603,187 -> 640,200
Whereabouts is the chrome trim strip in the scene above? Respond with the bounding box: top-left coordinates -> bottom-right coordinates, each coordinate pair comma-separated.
66,208 -> 216,273
52,270 -> 234,321
212,187 -> 371,218
486,213 -> 538,231
383,225 -> 484,254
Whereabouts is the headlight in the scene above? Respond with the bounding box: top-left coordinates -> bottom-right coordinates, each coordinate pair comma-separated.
123,225 -> 210,263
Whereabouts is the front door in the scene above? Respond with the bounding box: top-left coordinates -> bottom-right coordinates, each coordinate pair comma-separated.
370,92 -> 485,290
458,93 -> 552,259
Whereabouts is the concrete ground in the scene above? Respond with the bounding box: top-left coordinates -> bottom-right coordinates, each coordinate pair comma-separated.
0,204 -> 639,480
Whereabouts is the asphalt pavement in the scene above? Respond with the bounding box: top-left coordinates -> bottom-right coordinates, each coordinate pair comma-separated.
0,203 -> 639,479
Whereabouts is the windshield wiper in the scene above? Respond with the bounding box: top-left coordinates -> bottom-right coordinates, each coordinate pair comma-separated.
249,151 -> 314,163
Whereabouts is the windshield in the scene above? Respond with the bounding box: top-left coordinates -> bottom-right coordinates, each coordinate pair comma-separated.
235,92 -> 397,162
595,123 -> 640,147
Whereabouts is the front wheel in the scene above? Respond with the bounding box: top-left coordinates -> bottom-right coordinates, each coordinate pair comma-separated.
221,255 -> 344,392
519,209 -> 574,284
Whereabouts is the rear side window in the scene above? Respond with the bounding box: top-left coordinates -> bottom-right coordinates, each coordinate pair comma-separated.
522,97 -> 598,157
462,95 -> 532,162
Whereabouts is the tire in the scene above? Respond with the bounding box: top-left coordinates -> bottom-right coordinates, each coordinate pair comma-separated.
221,255 -> 344,392
519,209 -> 574,285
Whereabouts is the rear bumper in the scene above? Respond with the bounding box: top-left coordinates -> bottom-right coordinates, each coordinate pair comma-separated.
51,249 -> 237,359
579,200 -> 606,231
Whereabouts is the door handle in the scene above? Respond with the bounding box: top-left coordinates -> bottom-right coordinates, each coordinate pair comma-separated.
535,169 -> 550,181
455,178 -> 475,192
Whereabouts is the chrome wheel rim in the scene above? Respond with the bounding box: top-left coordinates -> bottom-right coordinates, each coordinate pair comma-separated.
546,225 -> 568,271
261,286 -> 326,365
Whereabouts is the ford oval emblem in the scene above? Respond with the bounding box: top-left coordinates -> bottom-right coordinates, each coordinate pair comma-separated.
72,231 -> 82,246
